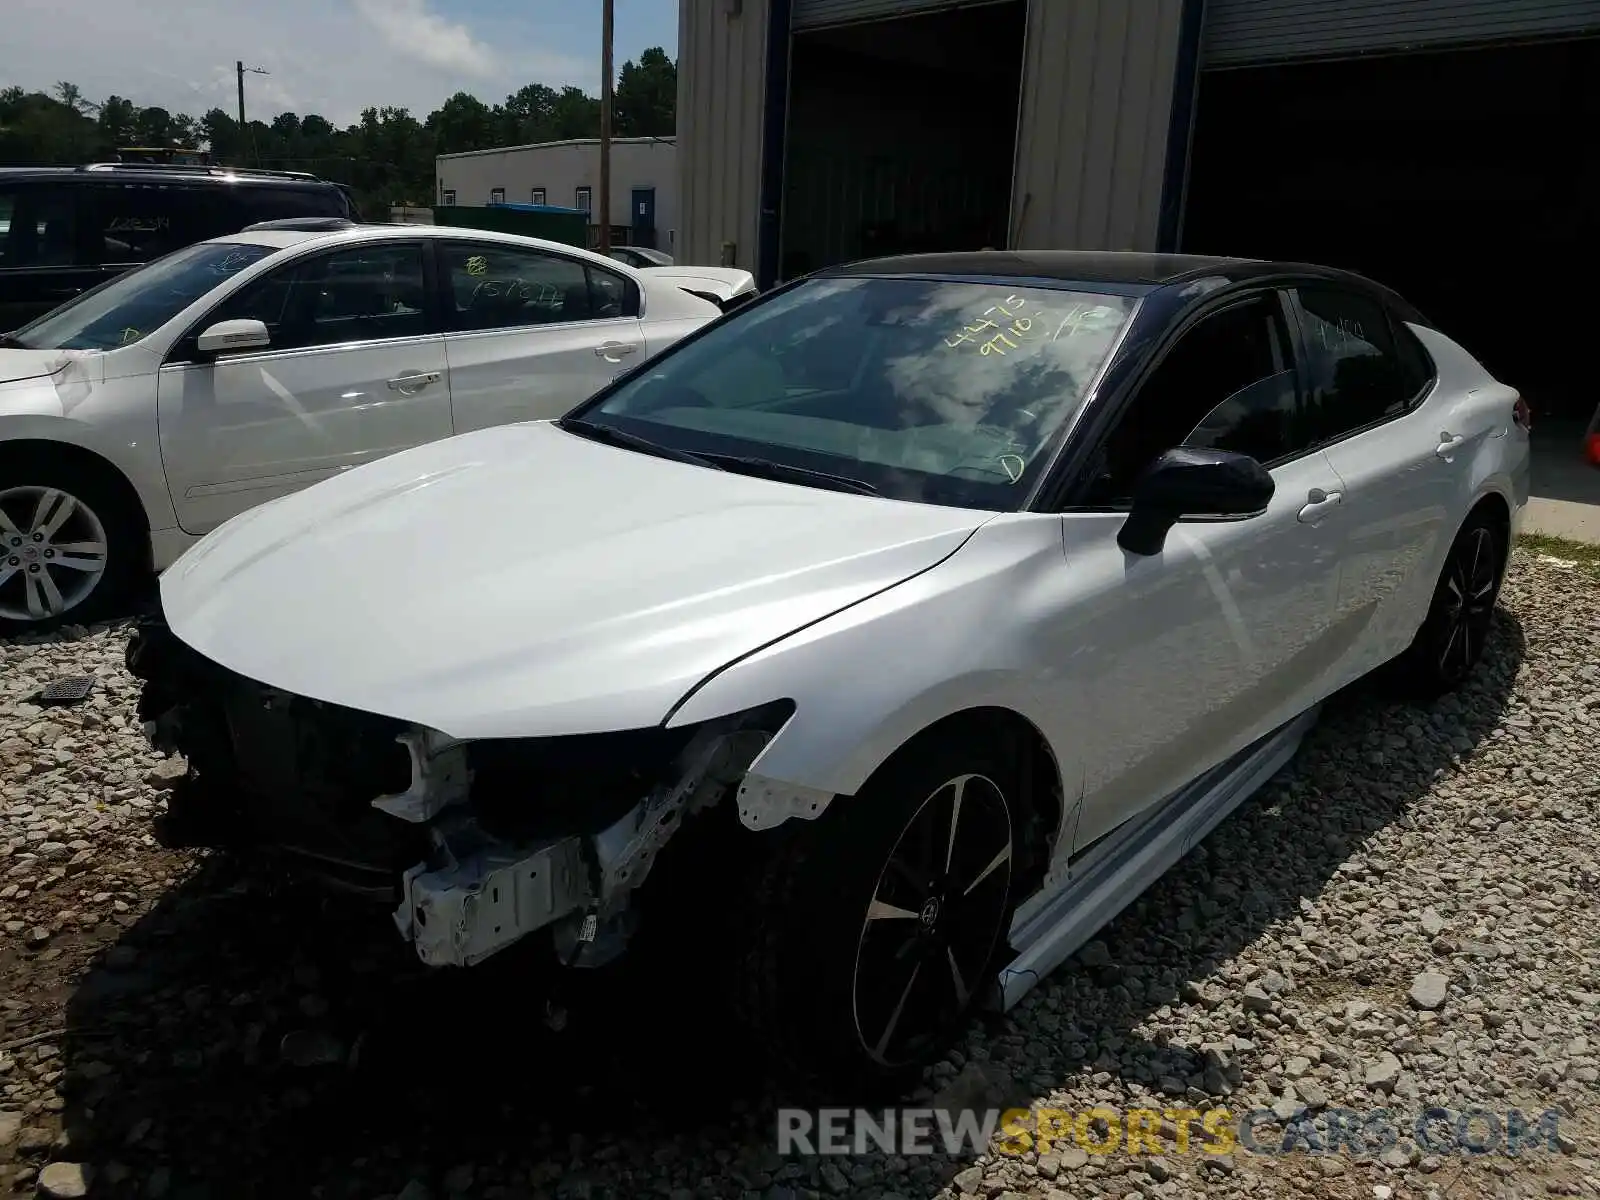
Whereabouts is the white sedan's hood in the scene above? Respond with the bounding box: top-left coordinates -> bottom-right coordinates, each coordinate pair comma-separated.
161,420 -> 987,739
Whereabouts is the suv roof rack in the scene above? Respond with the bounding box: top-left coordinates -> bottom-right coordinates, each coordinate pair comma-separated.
77,162 -> 324,182
241,217 -> 359,233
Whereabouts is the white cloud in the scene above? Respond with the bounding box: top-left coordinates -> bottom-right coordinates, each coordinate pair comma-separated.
0,0 -> 594,126
351,0 -> 497,78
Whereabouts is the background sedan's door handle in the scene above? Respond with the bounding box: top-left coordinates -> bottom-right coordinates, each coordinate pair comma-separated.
387,371 -> 442,393
1435,433 -> 1465,458
1298,488 -> 1343,523
594,341 -> 637,359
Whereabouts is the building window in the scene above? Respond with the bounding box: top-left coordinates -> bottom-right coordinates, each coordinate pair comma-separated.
575,187 -> 592,214
442,189 -> 456,206
531,188 -> 546,205
489,187 -> 506,205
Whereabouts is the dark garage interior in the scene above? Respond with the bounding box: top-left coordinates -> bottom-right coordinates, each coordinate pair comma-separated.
779,1 -> 1025,278
1182,36 -> 1600,421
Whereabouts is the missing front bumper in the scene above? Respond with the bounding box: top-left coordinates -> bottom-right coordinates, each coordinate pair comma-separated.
128,613 -> 791,973
395,832 -> 592,967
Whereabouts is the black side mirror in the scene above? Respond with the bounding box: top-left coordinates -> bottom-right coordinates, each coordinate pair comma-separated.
1117,447 -> 1275,556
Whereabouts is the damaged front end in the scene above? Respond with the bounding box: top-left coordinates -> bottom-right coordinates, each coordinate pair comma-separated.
125,615 -> 793,971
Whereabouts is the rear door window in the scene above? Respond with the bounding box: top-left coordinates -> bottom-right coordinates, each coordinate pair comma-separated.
439,241 -> 637,329
1294,285 -> 1426,445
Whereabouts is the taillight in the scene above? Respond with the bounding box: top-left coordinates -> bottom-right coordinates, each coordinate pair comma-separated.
1513,396 -> 1532,431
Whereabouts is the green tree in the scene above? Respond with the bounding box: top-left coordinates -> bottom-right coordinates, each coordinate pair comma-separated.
614,47 -> 676,137
550,86 -> 601,139
1,75 -> 619,214
429,91 -> 495,153
98,96 -> 137,146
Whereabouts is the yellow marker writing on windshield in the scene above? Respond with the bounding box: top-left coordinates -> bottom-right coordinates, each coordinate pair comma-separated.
947,294 -> 1037,354
465,255 -> 488,277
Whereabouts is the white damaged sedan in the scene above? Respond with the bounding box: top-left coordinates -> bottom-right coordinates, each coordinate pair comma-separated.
129,251 -> 1530,1094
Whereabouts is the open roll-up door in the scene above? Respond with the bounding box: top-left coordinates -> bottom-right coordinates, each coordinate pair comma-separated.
1203,0 -> 1600,67
792,0 -> 999,31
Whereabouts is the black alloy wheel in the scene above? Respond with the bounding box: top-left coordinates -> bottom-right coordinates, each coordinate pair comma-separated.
851,772 -> 1015,1069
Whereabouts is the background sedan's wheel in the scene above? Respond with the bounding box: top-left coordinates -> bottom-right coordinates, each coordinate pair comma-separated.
731,736 -> 1042,1100
0,458 -> 140,637
1390,504 -> 1508,700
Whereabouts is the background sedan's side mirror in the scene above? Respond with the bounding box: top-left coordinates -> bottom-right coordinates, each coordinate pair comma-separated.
1117,447 -> 1275,557
196,318 -> 270,357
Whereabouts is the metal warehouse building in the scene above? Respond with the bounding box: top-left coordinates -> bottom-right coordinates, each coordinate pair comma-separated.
676,0 -> 1600,417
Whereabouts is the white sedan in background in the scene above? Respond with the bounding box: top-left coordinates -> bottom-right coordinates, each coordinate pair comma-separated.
0,219 -> 752,634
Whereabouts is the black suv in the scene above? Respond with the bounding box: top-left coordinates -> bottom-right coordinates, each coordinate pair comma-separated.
1,163 -> 359,329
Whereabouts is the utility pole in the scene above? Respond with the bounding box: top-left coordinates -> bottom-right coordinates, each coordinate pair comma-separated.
598,0 -> 614,252
236,61 -> 269,132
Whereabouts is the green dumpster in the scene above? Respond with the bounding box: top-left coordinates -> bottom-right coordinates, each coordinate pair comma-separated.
431,202 -> 588,248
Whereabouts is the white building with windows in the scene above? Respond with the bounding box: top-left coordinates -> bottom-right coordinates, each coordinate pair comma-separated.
435,136 -> 677,252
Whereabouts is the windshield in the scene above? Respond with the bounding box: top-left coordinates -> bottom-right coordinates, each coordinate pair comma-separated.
572,275 -> 1136,508
9,241 -> 277,351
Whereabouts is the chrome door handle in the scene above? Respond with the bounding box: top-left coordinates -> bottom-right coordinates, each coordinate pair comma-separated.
1297,488 -> 1344,524
1435,433 -> 1465,458
594,341 -> 638,360
387,371 -> 442,393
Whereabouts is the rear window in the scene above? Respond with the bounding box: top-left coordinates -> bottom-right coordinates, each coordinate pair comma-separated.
231,186 -> 351,226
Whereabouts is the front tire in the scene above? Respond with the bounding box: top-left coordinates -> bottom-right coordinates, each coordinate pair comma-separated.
733,739 -> 1033,1099
0,455 -> 141,637
1390,506 -> 1507,700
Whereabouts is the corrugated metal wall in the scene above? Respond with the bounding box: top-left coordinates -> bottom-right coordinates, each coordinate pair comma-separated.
792,0 -> 972,29
676,0 -> 770,269
1010,0 -> 1188,252
1204,0 -> 1600,68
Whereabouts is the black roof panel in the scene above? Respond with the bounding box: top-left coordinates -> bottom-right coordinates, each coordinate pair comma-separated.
823,250 -> 1261,286
816,249 -> 1429,325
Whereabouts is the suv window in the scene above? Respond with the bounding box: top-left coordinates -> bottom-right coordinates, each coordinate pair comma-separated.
1086,296 -> 1299,505
0,186 -> 81,268
1295,286 -> 1426,444
0,189 -> 13,266
439,242 -> 637,331
89,183 -> 217,264
188,242 -> 429,355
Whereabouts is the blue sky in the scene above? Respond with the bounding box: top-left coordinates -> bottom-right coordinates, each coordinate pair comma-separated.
0,0 -> 678,126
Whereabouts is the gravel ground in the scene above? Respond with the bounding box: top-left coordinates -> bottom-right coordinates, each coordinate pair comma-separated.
0,548 -> 1596,1200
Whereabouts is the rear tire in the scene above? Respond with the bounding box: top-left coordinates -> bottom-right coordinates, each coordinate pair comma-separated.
730,737 -> 1036,1101
1387,506 -> 1507,702
0,453 -> 142,638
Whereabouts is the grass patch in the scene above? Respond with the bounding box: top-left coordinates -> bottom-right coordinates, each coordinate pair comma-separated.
1516,532 -> 1600,580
